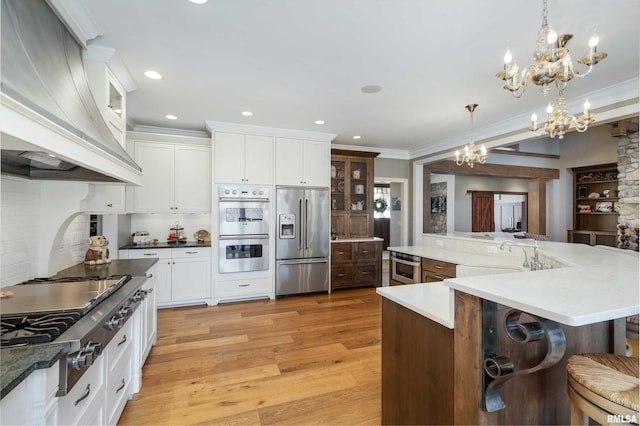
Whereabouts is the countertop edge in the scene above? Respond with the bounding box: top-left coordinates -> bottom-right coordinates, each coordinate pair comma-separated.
377,283 -> 454,329
1,343 -> 68,399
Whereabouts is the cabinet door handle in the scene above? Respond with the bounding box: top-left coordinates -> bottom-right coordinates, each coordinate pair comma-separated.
239,284 -> 250,287
146,273 -> 153,278
106,203 -> 113,207
118,335 -> 127,347
75,384 -> 91,406
116,378 -> 126,394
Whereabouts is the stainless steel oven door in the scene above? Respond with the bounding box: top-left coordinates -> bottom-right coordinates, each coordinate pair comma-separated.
219,200 -> 270,236
219,235 -> 269,273
391,257 -> 421,284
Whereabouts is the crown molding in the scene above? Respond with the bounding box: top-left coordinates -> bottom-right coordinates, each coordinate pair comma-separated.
205,121 -> 337,142
46,0 -> 100,49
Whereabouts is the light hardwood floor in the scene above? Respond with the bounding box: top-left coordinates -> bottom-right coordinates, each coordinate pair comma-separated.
119,285 -> 383,425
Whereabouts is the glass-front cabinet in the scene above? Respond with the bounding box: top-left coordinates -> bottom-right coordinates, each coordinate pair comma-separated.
331,151 -> 376,238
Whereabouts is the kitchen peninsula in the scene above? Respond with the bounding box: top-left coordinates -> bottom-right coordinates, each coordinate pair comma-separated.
378,233 -> 639,425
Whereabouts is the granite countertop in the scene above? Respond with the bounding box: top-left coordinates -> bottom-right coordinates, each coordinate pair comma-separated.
380,233 -> 639,327
53,258 -> 158,278
1,259 -> 157,400
120,240 -> 211,250
0,343 -> 68,399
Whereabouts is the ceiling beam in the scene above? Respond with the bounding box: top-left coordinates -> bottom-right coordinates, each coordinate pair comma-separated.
423,160 -> 559,180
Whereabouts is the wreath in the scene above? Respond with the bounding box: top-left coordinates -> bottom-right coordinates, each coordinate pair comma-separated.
374,198 -> 388,213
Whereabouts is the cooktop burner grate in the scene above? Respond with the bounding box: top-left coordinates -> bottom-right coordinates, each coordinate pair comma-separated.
0,312 -> 82,347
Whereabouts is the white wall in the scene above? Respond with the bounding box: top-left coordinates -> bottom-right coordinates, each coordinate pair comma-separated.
1,176 -> 92,286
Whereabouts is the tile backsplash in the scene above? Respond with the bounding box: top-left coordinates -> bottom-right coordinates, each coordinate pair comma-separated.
128,213 -> 212,245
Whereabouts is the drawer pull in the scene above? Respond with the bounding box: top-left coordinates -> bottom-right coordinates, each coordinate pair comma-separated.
116,378 -> 126,394
337,251 -> 345,255
186,251 -> 198,254
338,274 -> 345,277
75,384 -> 91,406
434,274 -> 444,279
434,265 -> 444,269
362,272 -> 369,275
239,284 -> 250,287
143,253 -> 158,256
118,335 -> 127,347
361,250 -> 369,254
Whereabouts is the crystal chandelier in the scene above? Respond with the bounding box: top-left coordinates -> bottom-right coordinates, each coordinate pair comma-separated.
529,89 -> 595,139
496,0 -> 607,98
455,104 -> 487,168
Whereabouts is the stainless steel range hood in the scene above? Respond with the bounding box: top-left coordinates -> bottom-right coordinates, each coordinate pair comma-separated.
0,0 -> 142,184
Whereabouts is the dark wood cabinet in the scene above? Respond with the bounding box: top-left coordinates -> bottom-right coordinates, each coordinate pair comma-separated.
422,257 -> 456,283
569,163 -> 619,247
331,240 -> 382,290
331,150 -> 378,238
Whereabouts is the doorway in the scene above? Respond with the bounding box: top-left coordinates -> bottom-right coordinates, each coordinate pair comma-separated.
470,191 -> 527,232
374,177 -> 409,252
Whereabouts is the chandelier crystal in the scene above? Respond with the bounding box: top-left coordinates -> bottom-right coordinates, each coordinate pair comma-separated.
529,90 -> 594,139
455,104 -> 487,168
496,0 -> 607,98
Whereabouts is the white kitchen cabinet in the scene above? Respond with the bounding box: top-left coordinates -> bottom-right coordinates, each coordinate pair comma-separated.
105,320 -> 134,426
132,140 -> 211,213
275,137 -> 329,186
84,184 -> 126,213
57,354 -> 105,426
120,247 -> 211,307
214,132 -> 273,184
0,361 -> 59,425
84,60 -> 126,147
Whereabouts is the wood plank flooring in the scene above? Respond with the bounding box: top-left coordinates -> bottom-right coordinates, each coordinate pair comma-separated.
119,286 -> 383,425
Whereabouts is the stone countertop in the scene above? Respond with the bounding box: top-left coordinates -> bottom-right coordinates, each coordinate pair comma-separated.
377,282 -> 454,329
381,233 -> 639,327
119,241 -> 211,250
1,343 -> 68,399
1,259 -> 157,400
331,237 -> 384,243
52,258 -> 158,278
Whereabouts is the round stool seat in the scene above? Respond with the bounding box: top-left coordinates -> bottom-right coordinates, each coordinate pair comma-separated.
566,353 -> 639,424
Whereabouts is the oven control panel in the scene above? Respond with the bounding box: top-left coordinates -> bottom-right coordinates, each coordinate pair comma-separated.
219,186 -> 269,199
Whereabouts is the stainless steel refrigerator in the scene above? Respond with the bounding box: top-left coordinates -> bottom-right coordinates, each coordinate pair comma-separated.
276,186 -> 330,296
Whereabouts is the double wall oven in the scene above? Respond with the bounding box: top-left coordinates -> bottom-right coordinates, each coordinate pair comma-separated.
218,186 -> 270,273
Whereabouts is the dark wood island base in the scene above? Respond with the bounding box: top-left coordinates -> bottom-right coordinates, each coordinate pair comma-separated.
381,291 -> 625,425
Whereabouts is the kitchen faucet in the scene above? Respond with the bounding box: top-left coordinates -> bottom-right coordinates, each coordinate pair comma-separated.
499,240 -> 547,271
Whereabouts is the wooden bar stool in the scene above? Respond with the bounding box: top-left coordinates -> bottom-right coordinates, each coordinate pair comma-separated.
566,353 -> 639,425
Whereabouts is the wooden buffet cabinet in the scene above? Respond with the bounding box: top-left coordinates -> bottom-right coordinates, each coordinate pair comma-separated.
568,163 -> 619,247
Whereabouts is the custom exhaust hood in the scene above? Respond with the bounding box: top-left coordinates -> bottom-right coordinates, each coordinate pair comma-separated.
0,0 -> 142,184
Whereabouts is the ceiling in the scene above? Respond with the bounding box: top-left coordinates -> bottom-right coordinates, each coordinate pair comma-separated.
60,0 -> 639,158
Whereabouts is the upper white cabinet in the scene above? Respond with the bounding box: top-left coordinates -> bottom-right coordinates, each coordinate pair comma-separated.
84,61 -> 126,146
128,132 -> 211,213
275,138 -> 330,186
214,132 -> 273,184
84,184 -> 126,213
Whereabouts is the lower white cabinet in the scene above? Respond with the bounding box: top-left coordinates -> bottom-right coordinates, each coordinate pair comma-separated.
105,320 -> 134,426
119,247 -> 211,307
0,361 -> 59,425
57,354 -> 106,426
132,267 -> 157,393
213,272 -> 274,305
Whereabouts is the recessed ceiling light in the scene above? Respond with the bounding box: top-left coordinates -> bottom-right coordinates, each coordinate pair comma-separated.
241,111 -> 254,117
165,114 -> 178,120
188,0 -> 208,4
314,120 -> 325,125
361,85 -> 382,94
144,71 -> 163,80
352,135 -> 362,140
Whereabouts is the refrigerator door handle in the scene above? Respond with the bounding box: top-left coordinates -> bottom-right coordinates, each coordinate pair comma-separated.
298,198 -> 303,250
305,198 -> 309,250
277,258 -> 329,266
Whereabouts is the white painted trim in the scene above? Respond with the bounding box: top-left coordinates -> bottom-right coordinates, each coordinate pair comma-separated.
206,121 -> 337,142
131,125 -> 210,139
375,177 -> 409,246
413,163 -> 424,245
46,0 -> 100,48
83,46 -> 138,93
126,130 -> 211,146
